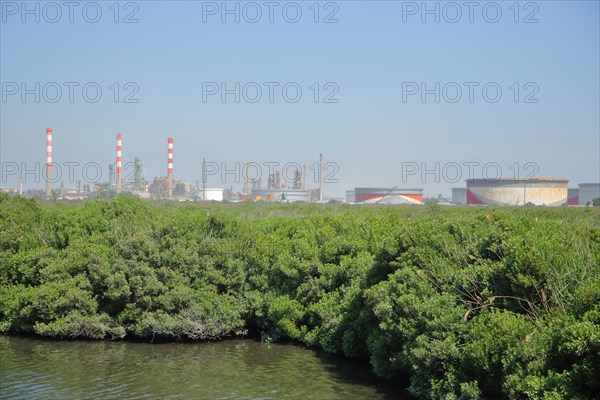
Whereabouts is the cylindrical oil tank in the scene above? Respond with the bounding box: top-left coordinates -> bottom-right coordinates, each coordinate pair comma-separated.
354,187 -> 423,204
466,179 -> 568,206
578,183 -> 600,205
452,188 -> 467,204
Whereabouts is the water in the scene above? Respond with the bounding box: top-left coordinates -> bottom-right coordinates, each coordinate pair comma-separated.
0,336 -> 411,400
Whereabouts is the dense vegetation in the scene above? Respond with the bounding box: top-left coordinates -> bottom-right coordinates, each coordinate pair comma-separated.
1,194 -> 599,399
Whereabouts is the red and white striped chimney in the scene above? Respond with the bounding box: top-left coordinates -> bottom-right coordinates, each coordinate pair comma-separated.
116,133 -> 123,193
46,128 -> 53,196
167,137 -> 173,197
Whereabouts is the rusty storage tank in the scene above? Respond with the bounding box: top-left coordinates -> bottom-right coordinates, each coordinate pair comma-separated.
466,178 -> 568,206
452,188 -> 467,204
578,183 -> 600,205
567,188 -> 580,205
354,187 -> 423,204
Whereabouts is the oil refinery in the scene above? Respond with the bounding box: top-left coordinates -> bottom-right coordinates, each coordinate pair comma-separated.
0,127 -> 598,207
16,128 -> 325,203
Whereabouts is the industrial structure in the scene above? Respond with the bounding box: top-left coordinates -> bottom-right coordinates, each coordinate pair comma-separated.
116,133 -> 123,193
239,160 -> 322,203
174,181 -> 191,196
28,127 -> 598,206
352,187 -> 424,205
452,188 -> 467,205
250,188 -> 312,202
35,128 -> 237,202
46,128 -> 52,196
578,183 -> 600,205
246,165 -> 318,202
346,190 -> 355,203
466,178 -> 568,206
149,177 -> 190,197
194,188 -> 224,201
167,138 -> 174,198
131,157 -> 148,192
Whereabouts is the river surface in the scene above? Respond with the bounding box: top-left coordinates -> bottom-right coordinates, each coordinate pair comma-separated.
0,336 -> 412,400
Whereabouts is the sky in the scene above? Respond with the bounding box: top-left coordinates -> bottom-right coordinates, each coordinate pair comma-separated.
1,0 -> 599,198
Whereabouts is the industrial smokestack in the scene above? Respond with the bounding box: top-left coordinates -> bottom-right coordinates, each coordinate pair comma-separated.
319,153 -> 323,202
46,128 -> 53,196
116,133 -> 123,193
167,137 -> 173,197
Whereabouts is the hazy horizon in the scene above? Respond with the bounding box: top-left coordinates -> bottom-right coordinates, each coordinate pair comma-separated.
2,1 -> 599,198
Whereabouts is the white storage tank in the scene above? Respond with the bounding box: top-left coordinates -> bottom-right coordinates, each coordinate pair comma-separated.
466,178 -> 568,206
195,188 -> 224,201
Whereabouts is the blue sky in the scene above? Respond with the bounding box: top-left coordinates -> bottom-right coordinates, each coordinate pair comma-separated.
1,0 -> 599,197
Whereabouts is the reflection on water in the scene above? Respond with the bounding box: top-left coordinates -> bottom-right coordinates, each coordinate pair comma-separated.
0,336 -> 412,399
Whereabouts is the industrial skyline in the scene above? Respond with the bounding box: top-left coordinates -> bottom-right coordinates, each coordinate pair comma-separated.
1,3 -> 599,399
1,1 -> 599,197
1,127 -> 597,206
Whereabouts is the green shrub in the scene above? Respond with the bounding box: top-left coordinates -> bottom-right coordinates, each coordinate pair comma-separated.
0,197 -> 598,399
